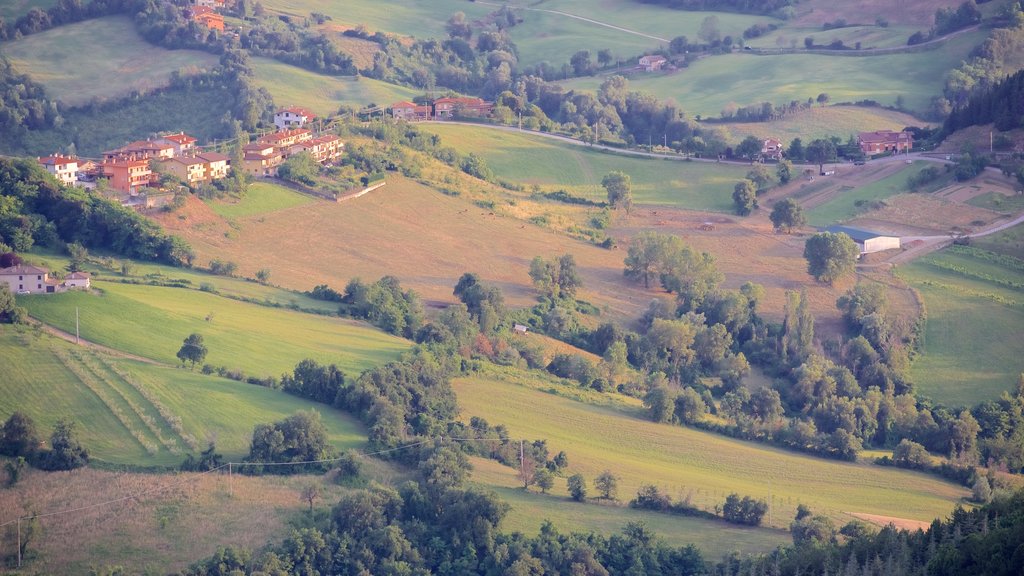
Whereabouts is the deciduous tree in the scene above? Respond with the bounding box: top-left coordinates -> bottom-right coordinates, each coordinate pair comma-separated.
177,333 -> 208,369
602,171 -> 632,212
769,198 -> 806,233
804,232 -> 859,284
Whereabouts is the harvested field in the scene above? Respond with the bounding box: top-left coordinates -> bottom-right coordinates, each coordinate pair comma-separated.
848,194 -> 1006,235
848,512 -> 932,531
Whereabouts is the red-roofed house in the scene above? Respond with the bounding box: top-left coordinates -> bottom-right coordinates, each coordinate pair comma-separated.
156,132 -> 198,156
639,54 -> 668,72
101,157 -> 153,194
858,130 -> 913,156
433,97 -> 493,119
258,128 -> 312,149
198,151 -> 231,180
274,106 -> 316,130
104,140 -> 175,162
157,156 -> 207,186
38,155 -> 79,186
761,138 -> 784,162
298,134 -> 344,163
391,101 -> 432,121
243,142 -> 284,176
190,6 -> 224,31
65,271 -> 91,290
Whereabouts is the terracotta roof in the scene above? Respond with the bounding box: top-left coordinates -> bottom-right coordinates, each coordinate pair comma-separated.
391,101 -> 418,108
102,157 -> 150,168
276,106 -> 315,118
67,271 -> 91,279
309,135 -> 341,145
641,55 -> 667,62
858,130 -> 911,144
434,97 -> 486,106
244,143 -> 275,153
166,156 -> 206,167
38,155 -> 77,166
197,151 -> 231,162
192,6 -> 216,16
0,264 -> 48,275
258,128 -> 311,144
161,132 -> 197,145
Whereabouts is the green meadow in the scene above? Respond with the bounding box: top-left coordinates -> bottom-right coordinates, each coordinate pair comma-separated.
2,16 -> 219,105
209,181 -> 316,219
18,280 -> 410,377
805,161 -> 938,226
973,221 -> 1024,259
422,124 -> 748,211
899,246 -> 1024,406
709,105 -> 930,144
261,0 -> 491,40
454,368 -> 969,529
560,29 -> 985,117
0,328 -> 366,465
250,57 -> 421,115
470,458 -> 789,557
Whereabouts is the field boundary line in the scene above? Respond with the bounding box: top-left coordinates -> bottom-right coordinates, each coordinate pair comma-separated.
476,1 -> 669,43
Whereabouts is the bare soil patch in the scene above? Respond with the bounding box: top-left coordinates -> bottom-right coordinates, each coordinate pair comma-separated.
848,511 -> 932,531
849,194 -> 1003,234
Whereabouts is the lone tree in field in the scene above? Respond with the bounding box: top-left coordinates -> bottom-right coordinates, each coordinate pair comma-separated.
177,333 -> 208,369
567,473 -> 587,501
595,470 -> 619,500
805,138 -> 837,174
803,232 -> 859,284
602,171 -> 633,213
770,198 -> 806,233
732,179 -> 757,215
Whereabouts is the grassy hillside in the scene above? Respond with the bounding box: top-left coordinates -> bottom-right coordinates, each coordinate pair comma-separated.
250,57 -> 421,115
899,246 -> 1024,406
18,280 -> 410,377
0,328 -> 367,465
421,124 -> 749,211
2,16 -> 219,105
973,221 -> 1024,259
560,29 -> 985,117
454,368 -> 969,528
805,161 -> 936,226
470,458 -> 789,556
709,106 -> 931,144
0,0 -> 56,19
209,181 -> 316,219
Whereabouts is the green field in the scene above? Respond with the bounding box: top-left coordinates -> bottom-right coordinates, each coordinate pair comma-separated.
422,124 -> 749,211
0,328 -> 367,465
967,191 -> 1024,213
973,221 -> 1024,259
806,161 -> 937,226
454,368 -> 969,529
560,29 -> 985,117
209,181 -> 317,219
263,0 -> 491,40
18,280 -> 410,377
899,246 -> 1024,406
250,57 -> 421,114
709,105 -> 931,144
2,16 -> 219,105
470,458 -> 789,557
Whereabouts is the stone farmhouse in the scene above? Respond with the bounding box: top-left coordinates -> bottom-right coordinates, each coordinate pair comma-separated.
0,265 -> 90,294
639,54 -> 667,72
858,130 -> 913,156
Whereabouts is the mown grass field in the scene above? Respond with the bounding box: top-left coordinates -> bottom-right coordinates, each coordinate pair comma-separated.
421,124 -> 749,211
454,368 -> 969,529
2,16 -> 219,105
560,28 -> 985,117
470,458 -> 789,557
709,106 -> 931,144
0,328 -> 367,465
209,181 -> 316,219
250,57 -> 421,115
17,280 -> 410,377
262,0 -> 491,40
974,221 -> 1024,259
898,246 -> 1024,406
805,161 -> 935,226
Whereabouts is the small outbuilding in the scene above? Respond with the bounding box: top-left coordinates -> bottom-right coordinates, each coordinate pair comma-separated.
823,225 -> 900,255
513,324 -> 529,335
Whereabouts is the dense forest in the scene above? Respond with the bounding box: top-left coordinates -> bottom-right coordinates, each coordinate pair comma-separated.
944,67 -> 1024,133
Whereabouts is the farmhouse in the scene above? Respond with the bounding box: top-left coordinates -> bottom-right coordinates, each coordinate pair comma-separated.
761,138 -> 784,161
639,54 -> 668,72
433,97 -> 494,119
64,271 -> 91,289
391,101 -> 432,121
274,106 -> 316,130
857,130 -> 913,156
0,264 -> 53,294
38,154 -> 79,186
824,225 -> 901,255
189,6 -> 224,32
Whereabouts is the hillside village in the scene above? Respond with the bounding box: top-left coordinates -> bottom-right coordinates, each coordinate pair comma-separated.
1,0 -> 1024,574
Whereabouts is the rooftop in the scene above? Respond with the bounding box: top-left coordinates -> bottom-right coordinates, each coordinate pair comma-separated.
822,225 -> 893,242
0,264 -> 48,275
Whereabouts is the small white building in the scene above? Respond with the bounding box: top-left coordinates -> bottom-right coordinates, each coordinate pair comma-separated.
0,264 -> 56,294
64,271 -> 91,289
639,54 -> 667,72
824,226 -> 901,255
274,106 -> 315,130
38,155 -> 79,186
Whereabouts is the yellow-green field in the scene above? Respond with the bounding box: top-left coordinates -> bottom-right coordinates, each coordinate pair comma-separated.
2,16 -> 219,105
454,368 -> 969,529
0,328 -> 367,465
18,280 -> 410,377
209,181 -> 316,219
250,57 -> 421,115
709,106 -> 931,144
421,124 -> 749,211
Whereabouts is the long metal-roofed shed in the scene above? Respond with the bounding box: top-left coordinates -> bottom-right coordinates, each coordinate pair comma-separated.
822,225 -> 901,255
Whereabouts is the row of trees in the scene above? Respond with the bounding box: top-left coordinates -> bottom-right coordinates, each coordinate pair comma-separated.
1,412 -> 89,473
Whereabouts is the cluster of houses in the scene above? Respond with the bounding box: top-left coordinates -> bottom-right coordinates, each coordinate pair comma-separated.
390,97 -> 495,121
0,264 -> 90,295
186,0 -> 229,31
746,130 -> 913,163
36,107 -> 344,200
